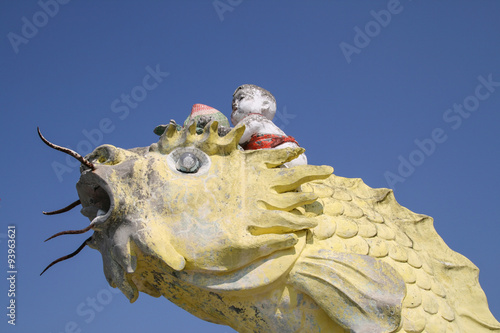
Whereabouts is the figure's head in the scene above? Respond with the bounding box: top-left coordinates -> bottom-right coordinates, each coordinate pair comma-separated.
231,84 -> 277,125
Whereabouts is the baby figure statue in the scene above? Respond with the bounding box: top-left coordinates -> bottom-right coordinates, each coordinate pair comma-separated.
231,84 -> 307,167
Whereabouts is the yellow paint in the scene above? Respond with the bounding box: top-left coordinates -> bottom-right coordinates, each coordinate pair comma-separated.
82,122 -> 500,332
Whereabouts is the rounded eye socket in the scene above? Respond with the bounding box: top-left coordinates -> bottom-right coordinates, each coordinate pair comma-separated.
176,152 -> 200,173
167,147 -> 210,175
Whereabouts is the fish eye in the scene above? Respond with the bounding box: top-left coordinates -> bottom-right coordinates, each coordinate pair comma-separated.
176,152 -> 200,173
167,147 -> 210,175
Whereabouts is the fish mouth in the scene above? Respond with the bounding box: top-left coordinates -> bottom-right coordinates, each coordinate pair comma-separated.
76,172 -> 114,229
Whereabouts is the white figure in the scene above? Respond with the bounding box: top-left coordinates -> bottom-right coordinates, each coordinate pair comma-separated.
231,84 -> 307,167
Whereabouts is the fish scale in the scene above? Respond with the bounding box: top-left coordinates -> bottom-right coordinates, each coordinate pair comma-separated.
302,174 -> 494,333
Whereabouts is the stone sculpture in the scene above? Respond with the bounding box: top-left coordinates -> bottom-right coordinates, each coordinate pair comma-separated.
231,84 -> 307,167
38,89 -> 500,332
154,103 -> 232,137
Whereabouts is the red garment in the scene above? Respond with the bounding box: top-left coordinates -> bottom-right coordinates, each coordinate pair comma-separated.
241,133 -> 299,150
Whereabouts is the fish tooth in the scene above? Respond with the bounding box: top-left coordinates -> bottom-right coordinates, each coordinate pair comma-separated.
112,244 -> 137,273
111,228 -> 137,273
91,210 -> 108,224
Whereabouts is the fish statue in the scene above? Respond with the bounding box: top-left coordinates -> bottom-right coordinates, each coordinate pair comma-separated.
38,120 -> 500,333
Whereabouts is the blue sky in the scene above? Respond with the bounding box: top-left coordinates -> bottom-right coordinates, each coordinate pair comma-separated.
1,1 -> 499,332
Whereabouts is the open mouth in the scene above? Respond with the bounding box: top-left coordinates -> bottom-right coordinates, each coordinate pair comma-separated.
76,173 -> 114,229
38,128 -> 117,276
40,173 -> 115,276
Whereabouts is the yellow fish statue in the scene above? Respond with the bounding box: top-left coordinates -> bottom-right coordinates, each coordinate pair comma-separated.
39,121 -> 500,333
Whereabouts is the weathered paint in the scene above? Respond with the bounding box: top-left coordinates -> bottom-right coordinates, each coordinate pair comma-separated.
72,121 -> 499,333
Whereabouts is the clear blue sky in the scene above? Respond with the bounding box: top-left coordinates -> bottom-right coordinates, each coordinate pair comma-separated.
1,1 -> 499,332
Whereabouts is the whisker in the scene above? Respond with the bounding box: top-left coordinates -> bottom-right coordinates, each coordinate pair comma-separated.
44,224 -> 94,242
40,236 -> 92,276
37,127 -> 95,170
43,199 -> 81,215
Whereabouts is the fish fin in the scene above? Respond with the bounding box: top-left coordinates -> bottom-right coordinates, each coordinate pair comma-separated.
290,248 -> 405,333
